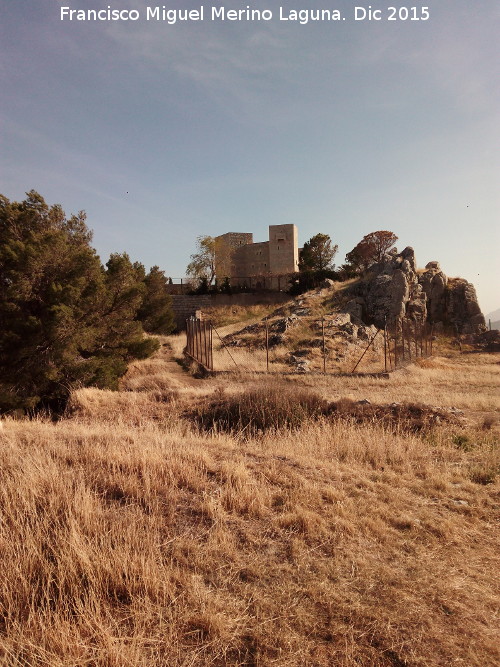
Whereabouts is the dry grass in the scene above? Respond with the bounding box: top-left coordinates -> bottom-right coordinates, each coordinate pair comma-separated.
189,386 -> 466,438
201,304 -> 278,329
0,337 -> 499,665
287,354 -> 500,415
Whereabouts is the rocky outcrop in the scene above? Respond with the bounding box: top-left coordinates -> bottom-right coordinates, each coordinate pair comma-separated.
342,249 -> 485,334
223,251 -> 486,368
446,279 -> 486,334
353,247 -> 427,329
418,261 -> 447,322
417,264 -> 485,333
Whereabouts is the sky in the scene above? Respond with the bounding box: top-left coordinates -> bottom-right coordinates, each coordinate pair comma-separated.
1,0 -> 499,314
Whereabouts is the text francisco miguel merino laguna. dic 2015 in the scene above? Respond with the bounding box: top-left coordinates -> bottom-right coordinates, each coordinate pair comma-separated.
60,6 -> 431,24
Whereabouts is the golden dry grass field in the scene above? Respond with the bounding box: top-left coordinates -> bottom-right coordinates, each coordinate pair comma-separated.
0,331 -> 499,665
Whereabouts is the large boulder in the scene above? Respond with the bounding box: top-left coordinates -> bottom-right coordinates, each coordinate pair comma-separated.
446,279 -> 486,334
362,247 -> 425,328
344,298 -> 364,324
419,261 -> 447,322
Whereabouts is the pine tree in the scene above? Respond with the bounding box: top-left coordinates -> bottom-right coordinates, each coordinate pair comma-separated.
0,192 -> 159,413
299,233 -> 338,271
136,266 -> 175,334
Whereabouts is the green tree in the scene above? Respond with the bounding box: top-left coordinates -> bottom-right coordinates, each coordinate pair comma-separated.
98,253 -> 158,367
345,230 -> 398,272
299,233 -> 338,271
136,265 -> 175,334
0,192 -> 158,413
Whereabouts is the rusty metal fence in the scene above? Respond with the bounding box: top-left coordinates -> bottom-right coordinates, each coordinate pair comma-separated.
384,318 -> 433,372
185,317 -> 213,371
185,316 -> 433,376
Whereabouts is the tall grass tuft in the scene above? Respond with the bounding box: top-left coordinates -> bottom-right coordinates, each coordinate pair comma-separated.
191,385 -> 329,436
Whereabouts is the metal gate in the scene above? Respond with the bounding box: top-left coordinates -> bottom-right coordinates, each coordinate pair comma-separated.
185,317 -> 213,371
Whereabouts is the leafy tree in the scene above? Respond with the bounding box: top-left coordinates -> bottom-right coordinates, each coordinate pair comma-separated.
186,235 -> 237,284
345,230 -> 398,272
0,192 -> 158,413
186,235 -> 217,284
136,265 -> 175,334
345,243 -> 374,273
299,233 -> 338,271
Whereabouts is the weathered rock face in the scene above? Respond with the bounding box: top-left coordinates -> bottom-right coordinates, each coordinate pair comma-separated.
419,261 -> 447,323
344,249 -> 485,333
418,264 -> 485,333
446,279 -> 486,334
359,247 -> 427,328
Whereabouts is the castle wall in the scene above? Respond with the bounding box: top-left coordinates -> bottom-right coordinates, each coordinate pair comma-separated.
171,294 -> 213,330
238,241 -> 270,276
215,224 -> 298,282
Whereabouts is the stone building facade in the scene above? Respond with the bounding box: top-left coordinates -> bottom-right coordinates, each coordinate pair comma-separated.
215,224 -> 299,289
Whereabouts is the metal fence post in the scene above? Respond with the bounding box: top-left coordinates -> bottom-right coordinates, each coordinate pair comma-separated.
394,318 -> 399,368
384,317 -> 387,372
265,318 -> 269,372
322,317 -> 326,373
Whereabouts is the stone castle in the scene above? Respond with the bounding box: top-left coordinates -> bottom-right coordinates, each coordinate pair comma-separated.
215,224 -> 299,289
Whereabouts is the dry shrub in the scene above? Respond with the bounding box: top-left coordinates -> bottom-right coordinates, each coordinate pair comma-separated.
482,415 -> 496,430
190,385 -> 329,436
470,466 -> 498,485
124,372 -> 180,393
191,389 -> 464,439
328,398 -> 464,433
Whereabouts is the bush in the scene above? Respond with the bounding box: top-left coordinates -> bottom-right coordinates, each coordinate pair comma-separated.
190,392 -> 465,438
191,386 -> 329,437
452,434 -> 473,451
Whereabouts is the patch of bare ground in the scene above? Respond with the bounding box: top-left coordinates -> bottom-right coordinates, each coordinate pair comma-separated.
122,336 -> 202,390
0,348 -> 498,666
284,353 -> 500,426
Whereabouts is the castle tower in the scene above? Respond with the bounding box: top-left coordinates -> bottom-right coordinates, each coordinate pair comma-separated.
268,224 -> 299,274
214,232 -> 253,280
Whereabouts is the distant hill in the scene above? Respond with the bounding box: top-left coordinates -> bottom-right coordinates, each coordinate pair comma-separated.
485,308 -> 500,330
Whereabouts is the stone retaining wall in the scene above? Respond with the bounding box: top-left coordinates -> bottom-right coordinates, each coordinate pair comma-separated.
171,292 -> 290,330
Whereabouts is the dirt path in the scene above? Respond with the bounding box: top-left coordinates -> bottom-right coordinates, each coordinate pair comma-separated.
157,339 -> 202,388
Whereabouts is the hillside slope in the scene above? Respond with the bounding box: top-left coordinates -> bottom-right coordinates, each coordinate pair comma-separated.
0,346 -> 498,666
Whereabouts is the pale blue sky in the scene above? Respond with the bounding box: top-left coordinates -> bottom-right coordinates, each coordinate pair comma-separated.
1,1 -> 499,312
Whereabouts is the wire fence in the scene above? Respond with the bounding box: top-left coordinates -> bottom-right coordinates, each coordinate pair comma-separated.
185,315 -> 434,376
